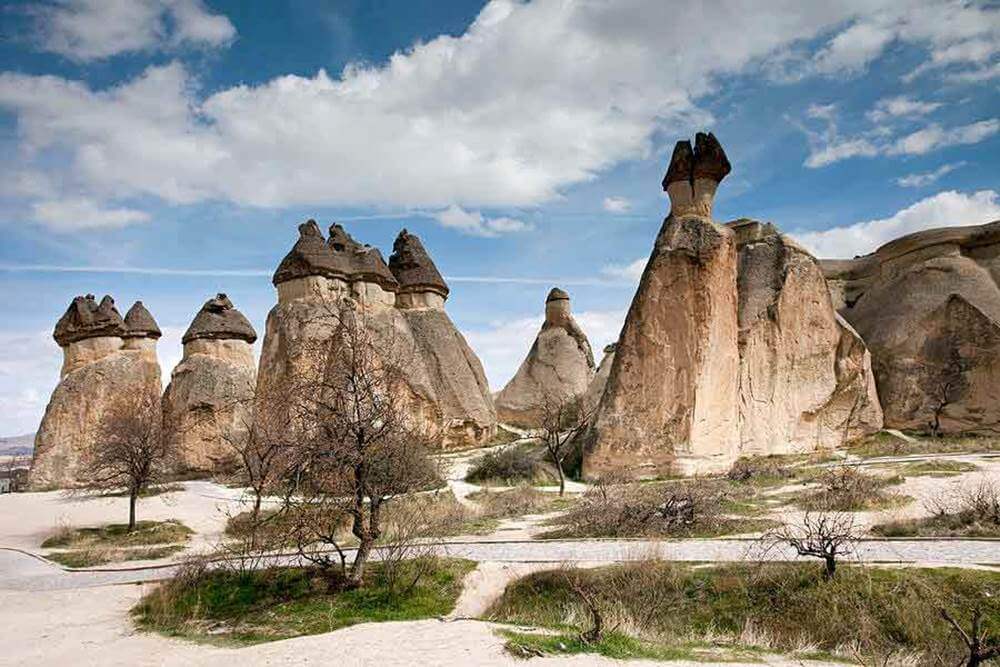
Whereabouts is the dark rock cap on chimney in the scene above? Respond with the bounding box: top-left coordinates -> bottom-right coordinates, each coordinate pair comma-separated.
53,294 -> 126,347
182,293 -> 257,344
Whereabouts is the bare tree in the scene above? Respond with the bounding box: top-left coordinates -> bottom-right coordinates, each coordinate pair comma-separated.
923,341 -> 970,437
279,299 -> 441,588
941,608 -> 1000,667
766,511 -> 858,579
538,394 -> 593,496
80,395 -> 169,531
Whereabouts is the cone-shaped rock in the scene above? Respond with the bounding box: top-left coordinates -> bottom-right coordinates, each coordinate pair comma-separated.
256,222 -> 495,450
584,133 -> 739,478
389,229 -> 496,445
495,288 -> 595,428
731,219 -> 881,454
163,294 -> 257,473
821,220 -> 1000,433
583,343 -> 616,414
29,295 -> 161,489
123,301 -> 161,340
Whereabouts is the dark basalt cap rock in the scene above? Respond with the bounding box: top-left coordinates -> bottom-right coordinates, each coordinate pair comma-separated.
333,224 -> 398,292
182,293 -> 257,344
546,287 -> 570,302
661,131 -> 731,190
123,301 -> 161,339
273,219 -> 353,285
388,229 -> 449,297
603,342 -> 618,354
53,294 -> 126,346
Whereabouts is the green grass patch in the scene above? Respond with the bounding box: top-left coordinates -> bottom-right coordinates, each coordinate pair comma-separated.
133,558 -> 475,645
501,630 -> 704,661
47,544 -> 185,568
42,520 -> 193,549
487,562 -> 1000,663
871,511 -> 1000,538
848,432 -> 1000,459
893,459 -> 980,478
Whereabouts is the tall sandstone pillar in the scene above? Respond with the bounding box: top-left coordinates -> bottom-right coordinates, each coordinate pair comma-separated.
29,296 -> 162,489
584,133 -> 740,478
162,294 -> 258,474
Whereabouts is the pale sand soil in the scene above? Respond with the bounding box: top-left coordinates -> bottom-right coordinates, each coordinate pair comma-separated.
0,580 -> 843,667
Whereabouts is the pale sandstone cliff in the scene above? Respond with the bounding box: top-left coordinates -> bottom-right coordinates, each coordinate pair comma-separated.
821,220 -> 1000,434
29,296 -> 162,489
162,294 -> 257,474
495,288 -> 595,428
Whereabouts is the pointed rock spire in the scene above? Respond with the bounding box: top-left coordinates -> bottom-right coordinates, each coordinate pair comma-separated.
182,293 -> 257,344
53,294 -> 126,347
273,219 -> 351,285
388,229 -> 449,298
123,301 -> 161,339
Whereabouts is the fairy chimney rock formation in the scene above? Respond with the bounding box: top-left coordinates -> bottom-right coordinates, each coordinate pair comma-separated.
495,287 -> 596,428
730,219 -> 882,454
256,222 -> 496,449
584,133 -> 740,478
30,296 -> 162,489
162,294 -> 258,474
821,220 -> 1000,434
388,229 -> 497,446
583,342 -> 617,413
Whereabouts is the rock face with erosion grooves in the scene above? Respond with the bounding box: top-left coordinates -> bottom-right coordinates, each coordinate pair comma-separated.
584,133 -> 740,478
731,219 -> 882,454
29,296 -> 162,489
256,222 -> 495,449
162,294 -> 258,474
495,288 -> 596,428
821,220 -> 1000,434
389,229 -> 497,447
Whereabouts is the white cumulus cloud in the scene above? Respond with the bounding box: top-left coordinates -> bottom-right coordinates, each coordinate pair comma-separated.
29,0 -> 236,61
30,198 -> 151,231
433,205 -> 531,237
895,162 -> 965,188
791,189 -> 1000,258
601,258 -> 646,283
866,95 -> 942,123
889,119 -> 1000,156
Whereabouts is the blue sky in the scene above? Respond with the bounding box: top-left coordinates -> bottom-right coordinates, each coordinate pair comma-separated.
0,0 -> 998,436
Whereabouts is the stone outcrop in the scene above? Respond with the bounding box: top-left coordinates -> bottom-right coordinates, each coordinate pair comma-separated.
256,222 -> 496,449
495,288 -> 595,427
583,343 -> 616,413
29,296 -> 162,489
584,133 -> 741,478
821,220 -> 1000,434
731,219 -> 882,454
162,294 -> 258,474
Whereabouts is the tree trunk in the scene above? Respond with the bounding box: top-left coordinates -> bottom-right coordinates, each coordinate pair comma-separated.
128,491 -> 137,532
349,535 -> 373,587
824,555 -> 836,580
555,459 -> 566,497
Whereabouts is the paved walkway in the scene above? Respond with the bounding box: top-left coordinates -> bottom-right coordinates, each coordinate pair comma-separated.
3,535 -> 998,592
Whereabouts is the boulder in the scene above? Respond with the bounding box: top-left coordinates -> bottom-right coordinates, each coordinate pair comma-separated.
821,220 -> 1000,433
495,288 -> 595,428
29,296 -> 162,489
584,133 -> 740,478
162,294 -> 257,474
731,219 -> 882,454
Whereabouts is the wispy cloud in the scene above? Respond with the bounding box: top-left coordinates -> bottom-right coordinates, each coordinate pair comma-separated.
602,196 -> 631,213
895,162 -> 966,188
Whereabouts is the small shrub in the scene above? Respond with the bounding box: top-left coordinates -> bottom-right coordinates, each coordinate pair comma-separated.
799,467 -> 907,511
469,485 -> 553,518
548,480 -> 772,538
465,445 -> 542,485
727,457 -> 796,485
872,479 -> 1000,538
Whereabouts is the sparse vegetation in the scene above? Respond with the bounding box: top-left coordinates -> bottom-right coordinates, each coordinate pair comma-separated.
133,557 -> 475,645
543,479 -> 775,539
848,432 -> 1000,459
487,562 -> 1000,664
872,479 -> 1000,538
465,444 -> 546,486
42,520 -> 192,549
47,544 -> 185,568
467,484 -> 572,519
798,466 -> 909,511
726,456 -> 797,487
894,459 -> 980,478
486,426 -> 521,447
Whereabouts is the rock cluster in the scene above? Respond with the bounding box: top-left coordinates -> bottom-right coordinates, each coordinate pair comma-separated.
29,296 -> 162,489
256,222 -> 496,448
821,220 -> 1000,434
495,288 -> 595,428
162,294 -> 258,474
583,134 -> 883,478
